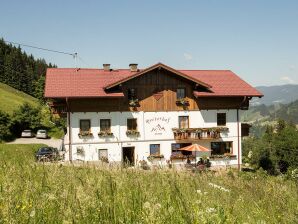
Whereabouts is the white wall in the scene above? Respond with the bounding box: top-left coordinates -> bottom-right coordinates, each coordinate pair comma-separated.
63,110 -> 242,166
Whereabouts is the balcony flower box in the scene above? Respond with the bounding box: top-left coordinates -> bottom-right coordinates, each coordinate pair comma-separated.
98,131 -> 114,138
170,154 -> 195,160
126,130 -> 140,137
128,99 -> 139,107
176,98 -> 189,106
78,131 -> 93,138
147,154 -> 164,160
173,128 -> 188,140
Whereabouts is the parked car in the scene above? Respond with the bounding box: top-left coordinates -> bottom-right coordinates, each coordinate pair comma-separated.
21,130 -> 34,138
35,147 -> 58,162
36,129 -> 48,139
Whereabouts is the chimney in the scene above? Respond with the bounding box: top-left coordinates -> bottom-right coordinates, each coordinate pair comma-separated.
103,64 -> 111,71
129,63 -> 138,72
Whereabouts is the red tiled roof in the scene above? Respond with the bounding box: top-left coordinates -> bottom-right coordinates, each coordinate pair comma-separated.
44,64 -> 263,98
180,70 -> 263,97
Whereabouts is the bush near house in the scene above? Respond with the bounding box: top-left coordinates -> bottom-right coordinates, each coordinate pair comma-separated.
0,144 -> 297,223
0,102 -> 65,142
243,119 -> 298,174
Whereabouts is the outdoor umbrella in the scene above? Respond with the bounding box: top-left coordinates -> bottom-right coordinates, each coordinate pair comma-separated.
179,143 -> 211,164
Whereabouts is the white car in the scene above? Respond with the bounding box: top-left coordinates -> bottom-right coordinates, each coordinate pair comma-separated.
21,130 -> 34,138
36,130 -> 48,139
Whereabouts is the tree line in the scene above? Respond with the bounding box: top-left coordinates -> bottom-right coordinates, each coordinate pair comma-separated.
0,38 -> 55,100
243,119 -> 298,175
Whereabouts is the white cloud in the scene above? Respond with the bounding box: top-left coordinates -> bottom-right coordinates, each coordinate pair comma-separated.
183,53 -> 192,61
280,76 -> 295,84
289,65 -> 296,71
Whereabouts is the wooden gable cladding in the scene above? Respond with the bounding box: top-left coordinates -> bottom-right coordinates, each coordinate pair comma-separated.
153,89 -> 163,101
66,68 -> 248,112
120,68 -> 197,111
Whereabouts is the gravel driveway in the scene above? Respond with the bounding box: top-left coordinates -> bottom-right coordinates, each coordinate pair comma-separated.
7,138 -> 62,148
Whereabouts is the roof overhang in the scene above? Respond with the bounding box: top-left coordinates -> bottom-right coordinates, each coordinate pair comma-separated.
104,62 -> 212,90
193,91 -> 264,98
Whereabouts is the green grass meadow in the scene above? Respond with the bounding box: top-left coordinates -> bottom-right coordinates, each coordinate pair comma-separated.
0,82 -> 39,114
0,144 -> 297,223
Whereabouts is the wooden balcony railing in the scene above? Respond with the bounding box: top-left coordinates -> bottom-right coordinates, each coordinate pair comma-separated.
48,102 -> 67,115
172,127 -> 228,141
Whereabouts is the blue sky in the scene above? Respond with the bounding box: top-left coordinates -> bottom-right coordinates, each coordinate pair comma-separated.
1,0 -> 297,86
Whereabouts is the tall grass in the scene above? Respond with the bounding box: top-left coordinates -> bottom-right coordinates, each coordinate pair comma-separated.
0,144 -> 297,223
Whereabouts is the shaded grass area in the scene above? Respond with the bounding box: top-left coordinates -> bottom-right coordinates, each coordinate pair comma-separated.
0,82 -> 39,114
0,144 -> 297,223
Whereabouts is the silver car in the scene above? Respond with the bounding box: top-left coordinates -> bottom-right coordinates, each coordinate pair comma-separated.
36,130 -> 48,139
21,130 -> 34,138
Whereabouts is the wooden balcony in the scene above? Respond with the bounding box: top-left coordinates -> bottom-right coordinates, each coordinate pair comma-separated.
48,102 -> 67,116
172,127 -> 228,142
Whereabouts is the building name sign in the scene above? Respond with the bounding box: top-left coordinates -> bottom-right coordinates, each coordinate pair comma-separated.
145,116 -> 171,135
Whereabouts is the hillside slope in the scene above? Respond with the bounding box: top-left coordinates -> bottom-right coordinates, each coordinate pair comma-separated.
0,82 -> 39,114
242,99 -> 298,124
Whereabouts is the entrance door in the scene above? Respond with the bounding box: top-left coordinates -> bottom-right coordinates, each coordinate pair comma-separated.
122,147 -> 135,166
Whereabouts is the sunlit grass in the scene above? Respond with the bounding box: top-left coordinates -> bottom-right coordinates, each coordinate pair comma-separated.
0,144 -> 297,223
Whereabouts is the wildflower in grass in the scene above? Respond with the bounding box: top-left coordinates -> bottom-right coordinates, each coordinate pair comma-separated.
154,203 -> 161,210
196,189 -> 202,195
206,207 -> 216,213
30,210 -> 35,217
143,201 -> 151,209
209,183 -> 230,192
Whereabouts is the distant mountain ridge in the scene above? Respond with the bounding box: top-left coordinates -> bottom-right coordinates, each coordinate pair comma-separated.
251,84 -> 298,106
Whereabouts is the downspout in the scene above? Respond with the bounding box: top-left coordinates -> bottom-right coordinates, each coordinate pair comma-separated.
66,97 -> 72,162
237,109 -> 240,170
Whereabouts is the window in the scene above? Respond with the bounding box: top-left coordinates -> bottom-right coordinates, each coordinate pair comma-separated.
127,118 -> 137,130
179,116 -> 189,129
150,144 -> 160,156
98,149 -> 108,160
211,142 -> 232,155
128,88 -> 137,100
100,119 -> 111,132
80,119 -> 91,132
217,113 -> 226,126
171,143 -> 192,156
177,88 -> 186,99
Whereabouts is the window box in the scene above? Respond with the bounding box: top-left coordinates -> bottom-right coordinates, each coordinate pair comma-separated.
176,98 -> 189,106
129,99 -> 139,107
170,154 -> 195,160
78,131 -> 93,138
98,131 -> 114,138
147,154 -> 164,160
126,130 -> 140,137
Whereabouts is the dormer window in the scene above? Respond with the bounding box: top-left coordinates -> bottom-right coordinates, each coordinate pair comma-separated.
128,88 -> 137,100
177,88 -> 186,99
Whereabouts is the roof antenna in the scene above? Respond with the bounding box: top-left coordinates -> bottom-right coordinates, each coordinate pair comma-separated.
73,53 -> 78,69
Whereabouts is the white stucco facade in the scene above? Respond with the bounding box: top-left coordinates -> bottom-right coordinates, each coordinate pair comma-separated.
64,109 -> 242,167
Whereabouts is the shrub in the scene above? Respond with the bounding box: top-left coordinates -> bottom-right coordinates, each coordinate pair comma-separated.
0,110 -> 13,141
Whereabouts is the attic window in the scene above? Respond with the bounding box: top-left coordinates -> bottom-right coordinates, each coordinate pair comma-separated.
128,88 -> 137,100
177,88 -> 186,99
